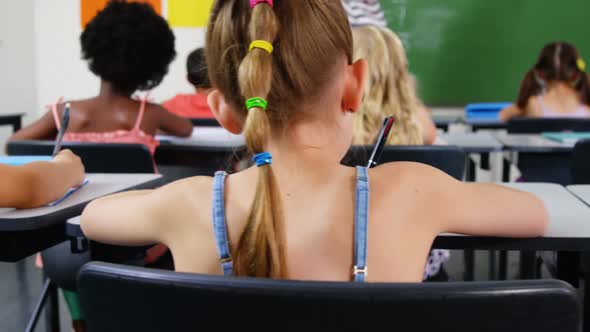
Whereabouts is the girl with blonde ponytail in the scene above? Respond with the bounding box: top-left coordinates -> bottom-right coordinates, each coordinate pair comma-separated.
82,0 -> 548,283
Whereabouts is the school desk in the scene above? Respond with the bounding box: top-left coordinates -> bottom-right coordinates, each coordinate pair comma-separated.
155,127 -> 247,175
495,133 -> 573,153
0,173 -> 162,262
439,132 -> 503,153
495,133 -> 574,184
156,126 -> 245,148
438,132 -> 504,184
0,113 -> 25,132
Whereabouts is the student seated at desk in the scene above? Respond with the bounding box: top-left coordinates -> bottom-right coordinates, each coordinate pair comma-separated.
82,0 -> 547,283
0,150 -> 84,209
352,26 -> 437,145
10,2 -> 193,154
500,41 -> 590,121
164,48 -> 214,119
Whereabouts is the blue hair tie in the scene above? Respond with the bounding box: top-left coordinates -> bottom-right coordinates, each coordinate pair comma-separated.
253,152 -> 272,167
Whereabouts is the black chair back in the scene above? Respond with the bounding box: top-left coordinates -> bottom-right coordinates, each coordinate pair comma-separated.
508,118 -> 590,134
342,145 -> 466,180
78,262 -> 581,332
573,139 -> 590,184
505,119 -> 590,185
6,140 -> 155,173
155,144 -> 246,180
189,118 -> 220,127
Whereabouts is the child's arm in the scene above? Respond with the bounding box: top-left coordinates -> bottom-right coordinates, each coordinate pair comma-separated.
9,111 -> 59,141
417,165 -> 549,237
156,105 -> 194,137
81,177 -> 210,247
0,150 -> 86,209
499,104 -> 523,122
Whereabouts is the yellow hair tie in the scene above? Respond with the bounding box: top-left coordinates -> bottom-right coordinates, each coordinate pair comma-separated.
249,40 -> 274,54
577,58 -> 586,72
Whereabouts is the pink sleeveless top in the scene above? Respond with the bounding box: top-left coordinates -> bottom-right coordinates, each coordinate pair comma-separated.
50,97 -> 160,155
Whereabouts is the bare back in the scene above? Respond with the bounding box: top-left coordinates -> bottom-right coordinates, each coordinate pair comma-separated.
10,95 -> 193,141
166,164 -> 445,283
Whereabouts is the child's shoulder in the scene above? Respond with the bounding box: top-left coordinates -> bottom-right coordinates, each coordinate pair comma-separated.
369,161 -> 459,198
152,175 -> 216,226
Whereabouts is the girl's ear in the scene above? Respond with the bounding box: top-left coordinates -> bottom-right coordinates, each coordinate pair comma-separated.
342,59 -> 368,113
208,89 -> 244,134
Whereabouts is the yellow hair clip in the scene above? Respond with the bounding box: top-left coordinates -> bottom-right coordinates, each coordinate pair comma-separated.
577,58 -> 586,72
249,40 -> 274,54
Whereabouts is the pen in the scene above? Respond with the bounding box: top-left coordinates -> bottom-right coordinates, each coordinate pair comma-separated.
52,103 -> 71,157
367,116 -> 395,168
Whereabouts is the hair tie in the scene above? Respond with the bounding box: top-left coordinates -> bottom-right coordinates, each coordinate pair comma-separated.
578,58 -> 586,72
246,97 -> 268,111
253,152 -> 272,167
249,40 -> 274,54
250,0 -> 273,8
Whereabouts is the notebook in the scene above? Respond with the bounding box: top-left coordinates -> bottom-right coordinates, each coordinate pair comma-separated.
541,132 -> 590,145
0,156 -> 52,166
48,179 -> 90,207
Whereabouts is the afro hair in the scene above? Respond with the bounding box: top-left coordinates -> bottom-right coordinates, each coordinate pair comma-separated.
81,1 -> 176,94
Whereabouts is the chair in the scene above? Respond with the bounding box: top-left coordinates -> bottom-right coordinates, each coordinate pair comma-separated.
342,145 -> 466,180
508,118 -> 590,134
505,118 -> 590,185
572,139 -> 590,184
189,118 -> 220,127
78,262 -> 581,332
6,140 -> 155,173
155,144 -> 246,181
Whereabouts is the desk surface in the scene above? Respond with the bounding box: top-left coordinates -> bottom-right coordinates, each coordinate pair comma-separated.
438,132 -> 503,152
0,173 -> 161,231
157,127 -> 245,148
0,113 -> 25,118
566,185 -> 590,207
435,182 -> 590,250
495,133 -> 572,153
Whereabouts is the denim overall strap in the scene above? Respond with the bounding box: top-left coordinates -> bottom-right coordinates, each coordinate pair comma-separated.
212,171 -> 233,276
353,166 -> 370,282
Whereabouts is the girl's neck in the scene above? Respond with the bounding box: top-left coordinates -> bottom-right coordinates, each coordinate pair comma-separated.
98,81 -> 132,100
545,81 -> 578,96
266,117 -> 353,187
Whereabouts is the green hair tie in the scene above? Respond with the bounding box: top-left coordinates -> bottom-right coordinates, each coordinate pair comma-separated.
245,97 -> 268,111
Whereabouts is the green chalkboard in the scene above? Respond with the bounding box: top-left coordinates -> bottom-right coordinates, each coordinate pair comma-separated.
381,0 -> 590,105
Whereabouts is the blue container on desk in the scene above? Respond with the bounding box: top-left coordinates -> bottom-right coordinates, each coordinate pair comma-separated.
465,102 -> 511,123
0,156 -> 52,166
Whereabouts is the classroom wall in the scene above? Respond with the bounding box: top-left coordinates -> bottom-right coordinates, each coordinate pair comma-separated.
0,0 -> 37,120
33,0 -> 206,118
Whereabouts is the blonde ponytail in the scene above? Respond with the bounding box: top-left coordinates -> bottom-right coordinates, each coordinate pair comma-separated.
233,2 -> 287,278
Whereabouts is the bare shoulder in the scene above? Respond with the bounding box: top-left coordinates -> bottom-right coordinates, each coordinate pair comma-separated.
158,175 -> 214,216
368,162 -> 458,207
370,161 -> 456,186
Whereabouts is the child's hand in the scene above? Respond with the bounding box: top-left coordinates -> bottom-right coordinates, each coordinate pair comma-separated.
53,150 -> 86,186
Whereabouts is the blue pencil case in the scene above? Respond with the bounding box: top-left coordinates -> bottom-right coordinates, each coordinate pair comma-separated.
465,102 -> 511,121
